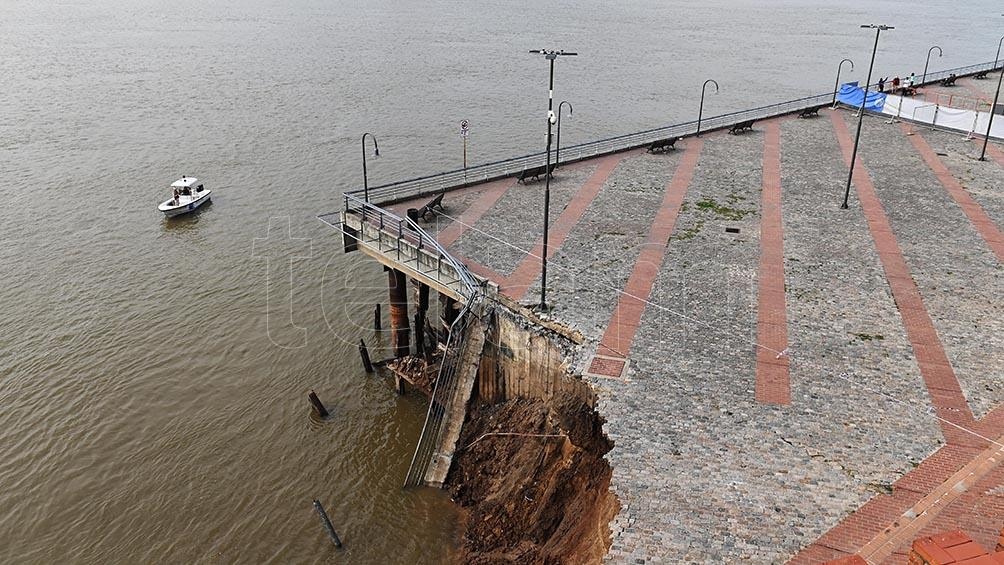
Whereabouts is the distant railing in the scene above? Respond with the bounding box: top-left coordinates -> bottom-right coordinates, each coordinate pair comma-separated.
343,60 -> 1000,206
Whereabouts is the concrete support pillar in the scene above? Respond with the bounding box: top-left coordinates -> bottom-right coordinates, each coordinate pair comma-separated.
388,268 -> 410,358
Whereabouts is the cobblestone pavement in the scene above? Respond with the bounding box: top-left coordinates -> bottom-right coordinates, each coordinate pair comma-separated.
848,113 -> 1003,420
964,70 -> 1003,98
407,107 -> 1003,562
908,125 -> 1004,237
450,161 -> 598,277
532,148 -> 687,339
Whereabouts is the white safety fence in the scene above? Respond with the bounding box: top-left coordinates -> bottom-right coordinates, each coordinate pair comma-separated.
881,93 -> 1004,139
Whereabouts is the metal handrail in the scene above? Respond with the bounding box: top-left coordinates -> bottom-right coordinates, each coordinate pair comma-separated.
403,293 -> 485,487
338,60 -> 1000,206
343,193 -> 481,300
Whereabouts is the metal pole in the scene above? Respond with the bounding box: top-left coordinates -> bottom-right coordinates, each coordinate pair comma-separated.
541,54 -> 555,311
833,58 -> 855,106
529,49 -> 576,310
843,26 -> 889,209
922,45 -> 942,86
997,35 -> 1004,70
979,66 -> 1004,161
556,100 -> 573,166
361,133 -> 379,203
697,79 -> 719,137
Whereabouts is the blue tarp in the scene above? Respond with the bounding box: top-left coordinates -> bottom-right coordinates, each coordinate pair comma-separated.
837,82 -> 887,111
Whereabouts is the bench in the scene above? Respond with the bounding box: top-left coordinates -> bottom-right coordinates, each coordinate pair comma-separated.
798,106 -> 821,119
516,163 -> 556,184
939,75 -> 957,87
414,191 -> 445,221
728,120 -> 755,135
647,137 -> 679,153
975,70 -> 990,80
896,85 -> 917,97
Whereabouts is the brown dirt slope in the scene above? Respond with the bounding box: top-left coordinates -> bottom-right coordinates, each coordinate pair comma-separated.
446,393 -> 617,565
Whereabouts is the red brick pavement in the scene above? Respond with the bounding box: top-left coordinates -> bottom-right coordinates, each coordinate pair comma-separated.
588,138 -> 704,375
904,125 -> 1004,262
504,151 -> 632,300
755,121 -> 791,404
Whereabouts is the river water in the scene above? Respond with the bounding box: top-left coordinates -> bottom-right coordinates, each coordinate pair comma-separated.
1,0 -> 1000,562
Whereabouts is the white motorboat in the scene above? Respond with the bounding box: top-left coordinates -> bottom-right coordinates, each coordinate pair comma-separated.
158,177 -> 211,217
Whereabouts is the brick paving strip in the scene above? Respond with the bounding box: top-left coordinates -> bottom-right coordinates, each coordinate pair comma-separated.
504,152 -> 631,300
587,139 -> 705,377
855,434 -> 1004,563
755,121 -> 791,404
436,177 -> 517,247
902,125 -> 1004,262
829,111 -> 975,440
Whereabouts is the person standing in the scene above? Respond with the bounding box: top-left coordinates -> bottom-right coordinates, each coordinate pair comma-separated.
878,77 -> 886,92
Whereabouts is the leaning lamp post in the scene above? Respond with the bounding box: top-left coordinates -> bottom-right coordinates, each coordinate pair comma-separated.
528,49 -> 576,311
361,132 -> 380,203
980,60 -> 1004,161
842,24 -> 893,210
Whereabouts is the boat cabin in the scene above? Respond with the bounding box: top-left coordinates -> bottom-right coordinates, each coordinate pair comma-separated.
171,177 -> 205,196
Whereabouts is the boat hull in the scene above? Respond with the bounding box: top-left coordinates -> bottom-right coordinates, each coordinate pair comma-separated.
159,191 -> 212,217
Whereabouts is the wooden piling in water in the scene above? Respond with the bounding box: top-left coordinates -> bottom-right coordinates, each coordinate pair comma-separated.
312,500 -> 343,548
308,390 -> 329,418
359,339 -> 374,373
374,304 -> 381,331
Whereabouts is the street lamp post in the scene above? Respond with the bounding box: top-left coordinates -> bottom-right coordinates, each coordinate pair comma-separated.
696,79 -> 719,137
555,100 -> 573,167
996,34 -> 1004,69
842,24 -> 893,210
922,45 -> 942,86
529,49 -> 577,311
979,66 -> 1004,161
361,132 -> 379,203
833,58 -> 855,106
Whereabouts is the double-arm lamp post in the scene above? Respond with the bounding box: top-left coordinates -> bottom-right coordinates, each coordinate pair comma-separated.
842,24 -> 893,210
529,49 -> 577,311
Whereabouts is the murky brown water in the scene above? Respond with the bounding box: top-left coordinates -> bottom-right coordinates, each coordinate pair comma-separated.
1,0 -> 1000,562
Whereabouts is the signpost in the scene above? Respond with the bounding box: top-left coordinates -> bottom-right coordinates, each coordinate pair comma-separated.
460,120 -> 469,181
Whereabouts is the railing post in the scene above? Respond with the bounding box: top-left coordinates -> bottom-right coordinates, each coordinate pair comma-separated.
397,220 -> 403,260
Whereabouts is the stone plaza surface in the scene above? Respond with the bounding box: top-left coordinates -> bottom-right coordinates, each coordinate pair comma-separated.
392,78 -> 1004,563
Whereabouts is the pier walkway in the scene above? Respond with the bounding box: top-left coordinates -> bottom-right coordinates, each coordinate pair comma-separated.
385,75 -> 1004,563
